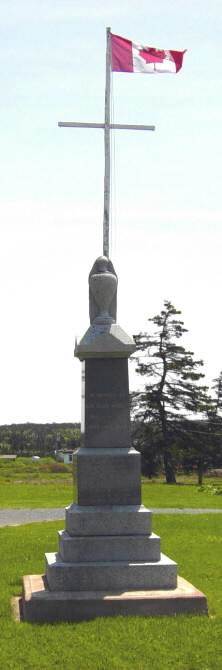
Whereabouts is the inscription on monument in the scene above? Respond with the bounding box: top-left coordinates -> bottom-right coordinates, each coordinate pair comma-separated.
83,358 -> 132,448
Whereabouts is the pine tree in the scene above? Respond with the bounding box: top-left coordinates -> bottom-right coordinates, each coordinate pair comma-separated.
212,371 -> 222,418
207,371 -> 222,470
133,301 -> 208,483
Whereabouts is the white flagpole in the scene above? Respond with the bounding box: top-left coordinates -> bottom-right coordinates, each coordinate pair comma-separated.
58,27 -> 155,258
103,26 -> 111,258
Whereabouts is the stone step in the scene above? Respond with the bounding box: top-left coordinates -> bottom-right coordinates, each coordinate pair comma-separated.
46,552 -> 177,592
66,504 -> 152,537
74,447 -> 141,506
58,531 -> 161,563
22,574 -> 208,623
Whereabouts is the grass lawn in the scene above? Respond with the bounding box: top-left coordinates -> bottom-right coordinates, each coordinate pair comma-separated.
142,479 -> 222,509
0,514 -> 221,669
0,458 -> 222,508
0,457 -> 73,508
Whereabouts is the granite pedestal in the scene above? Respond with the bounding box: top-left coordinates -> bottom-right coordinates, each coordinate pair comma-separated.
21,256 -> 208,621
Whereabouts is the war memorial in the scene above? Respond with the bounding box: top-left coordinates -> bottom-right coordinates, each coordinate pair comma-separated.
21,28 -> 207,622
22,255 -> 207,621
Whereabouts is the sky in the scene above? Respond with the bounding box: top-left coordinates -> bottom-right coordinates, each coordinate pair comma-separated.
0,0 -> 222,424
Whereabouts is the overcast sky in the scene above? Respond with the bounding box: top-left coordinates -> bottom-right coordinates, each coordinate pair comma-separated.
0,0 -> 221,424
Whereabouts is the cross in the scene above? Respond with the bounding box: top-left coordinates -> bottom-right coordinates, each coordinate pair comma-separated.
58,27 -> 155,258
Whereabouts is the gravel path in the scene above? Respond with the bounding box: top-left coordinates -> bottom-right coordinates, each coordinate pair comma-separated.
0,507 -> 222,527
0,508 -> 65,527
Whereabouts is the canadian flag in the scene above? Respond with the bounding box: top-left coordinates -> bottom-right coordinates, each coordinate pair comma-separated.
110,33 -> 186,74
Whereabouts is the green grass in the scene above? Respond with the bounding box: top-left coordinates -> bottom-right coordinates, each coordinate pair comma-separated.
2,481 -> 221,509
0,458 -> 222,509
0,456 -> 73,481
0,458 -> 222,508
0,457 -> 73,508
0,515 -> 222,669
142,480 -> 222,509
0,481 -> 74,508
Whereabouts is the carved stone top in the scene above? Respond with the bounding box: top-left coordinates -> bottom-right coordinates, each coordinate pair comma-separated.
89,256 -> 117,325
75,256 -> 135,359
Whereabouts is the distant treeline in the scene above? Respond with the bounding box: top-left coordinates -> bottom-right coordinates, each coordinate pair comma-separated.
0,423 -> 81,456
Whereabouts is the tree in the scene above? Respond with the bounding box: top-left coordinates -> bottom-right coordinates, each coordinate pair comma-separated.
131,419 -> 162,478
211,372 -> 222,419
132,301 -> 208,483
176,373 -> 222,484
207,372 -> 222,469
0,423 -> 81,456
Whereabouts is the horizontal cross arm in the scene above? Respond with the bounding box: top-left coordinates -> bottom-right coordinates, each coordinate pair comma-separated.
58,121 -> 155,131
58,122 -> 104,129
111,123 -> 155,131
112,123 -> 155,131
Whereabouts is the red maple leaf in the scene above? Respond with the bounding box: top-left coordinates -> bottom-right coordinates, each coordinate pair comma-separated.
139,47 -> 166,63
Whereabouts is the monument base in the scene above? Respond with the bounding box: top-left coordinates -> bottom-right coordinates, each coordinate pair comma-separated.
20,574 -> 208,622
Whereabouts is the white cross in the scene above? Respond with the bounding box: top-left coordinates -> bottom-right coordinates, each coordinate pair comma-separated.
58,28 -> 155,258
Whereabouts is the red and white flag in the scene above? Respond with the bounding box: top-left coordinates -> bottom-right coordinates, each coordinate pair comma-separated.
110,33 -> 186,75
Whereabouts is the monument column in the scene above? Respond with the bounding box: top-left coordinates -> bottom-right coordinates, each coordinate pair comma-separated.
45,257 -> 177,592
74,256 -> 141,508
22,256 -> 207,621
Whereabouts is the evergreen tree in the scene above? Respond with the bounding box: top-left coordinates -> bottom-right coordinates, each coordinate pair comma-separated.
207,371 -> 222,469
132,301 -> 208,483
211,371 -> 222,418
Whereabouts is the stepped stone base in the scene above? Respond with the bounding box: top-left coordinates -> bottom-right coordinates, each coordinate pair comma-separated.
46,552 -> 177,591
21,574 -> 208,623
59,530 -> 161,563
19,258 -> 209,623
66,504 -> 152,536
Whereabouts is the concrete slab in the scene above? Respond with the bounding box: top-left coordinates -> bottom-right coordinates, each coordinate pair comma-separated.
21,574 -> 208,622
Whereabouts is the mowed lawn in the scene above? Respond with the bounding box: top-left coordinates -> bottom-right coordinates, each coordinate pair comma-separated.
0,458 -> 222,508
0,514 -> 221,669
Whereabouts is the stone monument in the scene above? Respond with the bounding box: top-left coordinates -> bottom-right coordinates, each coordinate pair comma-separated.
21,257 -> 207,621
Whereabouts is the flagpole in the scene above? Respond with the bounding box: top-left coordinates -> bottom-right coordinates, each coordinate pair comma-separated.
103,26 -> 111,258
58,27 -> 156,259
